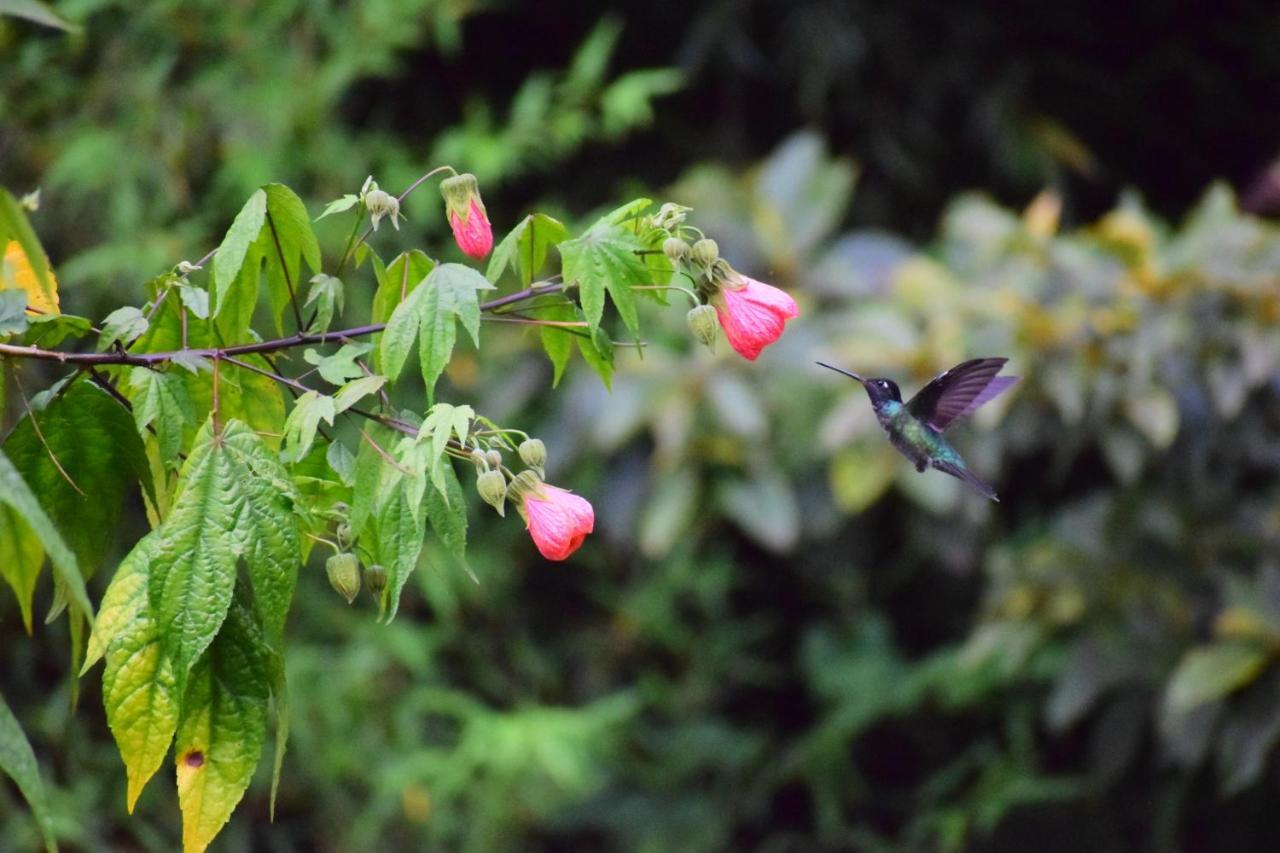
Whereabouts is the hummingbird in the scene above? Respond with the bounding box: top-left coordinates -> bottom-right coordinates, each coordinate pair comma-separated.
816,358 -> 1018,501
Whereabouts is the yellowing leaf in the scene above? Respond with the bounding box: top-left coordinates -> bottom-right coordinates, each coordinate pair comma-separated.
93,534 -> 180,811
175,596 -> 268,853
2,240 -> 59,314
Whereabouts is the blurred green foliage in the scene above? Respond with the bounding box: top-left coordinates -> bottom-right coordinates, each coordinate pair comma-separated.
0,3 -> 678,294
5,3 -> 1280,852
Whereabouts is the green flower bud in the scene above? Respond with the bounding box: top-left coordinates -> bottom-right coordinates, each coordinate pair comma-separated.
439,173 -> 483,219
485,449 -> 504,470
470,448 -> 488,471
364,189 -> 400,232
686,304 -> 719,349
653,202 -> 690,229
518,438 -> 547,469
326,553 -> 361,604
663,237 -> 690,264
364,563 -> 388,597
690,238 -> 719,268
506,469 -> 542,502
506,469 -> 544,523
335,521 -> 353,549
710,258 -> 735,285
476,469 -> 508,516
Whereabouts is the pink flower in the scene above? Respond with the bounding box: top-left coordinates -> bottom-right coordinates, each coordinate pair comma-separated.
710,275 -> 799,360
521,484 -> 595,561
448,199 -> 493,260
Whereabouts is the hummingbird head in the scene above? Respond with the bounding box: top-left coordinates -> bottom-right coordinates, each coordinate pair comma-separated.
860,377 -> 902,408
816,362 -> 903,410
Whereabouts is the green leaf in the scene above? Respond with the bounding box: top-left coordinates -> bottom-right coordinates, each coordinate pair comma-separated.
213,234 -> 267,342
577,324 -> 615,389
325,440 -> 356,486
535,302 -> 579,387
371,477 -> 426,623
1165,642 -> 1270,715
177,282 -> 210,319
0,506 -> 43,632
221,357 -> 287,450
217,424 -> 300,649
148,419 -> 299,694
175,590 -> 269,853
211,189 -> 267,314
371,250 -> 434,326
0,290 -> 28,337
0,449 -> 89,623
22,313 -> 91,348
127,367 -> 196,466
149,421 -> 241,687
0,691 -> 57,853
333,375 -> 386,414
424,458 -> 467,563
597,197 -> 653,226
0,0 -> 78,31
315,194 -> 359,221
83,533 -> 158,674
303,341 -> 371,385
350,424 -> 399,538
304,274 -> 343,333
0,188 -> 57,311
408,403 -> 473,502
558,222 -> 645,335
380,262 -> 494,401
4,381 -> 152,578
93,534 -> 180,810
486,213 -> 569,285
97,306 -> 148,351
281,391 -> 336,464
265,649 -> 289,821
263,184 -> 322,334
418,403 -> 474,459
170,351 -> 212,375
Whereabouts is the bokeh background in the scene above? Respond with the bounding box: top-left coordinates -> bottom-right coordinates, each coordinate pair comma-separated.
4,2 -> 1280,850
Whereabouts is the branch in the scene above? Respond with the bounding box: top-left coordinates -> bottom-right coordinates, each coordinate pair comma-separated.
0,282 -> 566,369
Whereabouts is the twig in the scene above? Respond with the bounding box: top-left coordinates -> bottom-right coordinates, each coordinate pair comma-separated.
0,281 -> 567,369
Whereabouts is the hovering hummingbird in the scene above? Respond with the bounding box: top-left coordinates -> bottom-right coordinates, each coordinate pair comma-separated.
817,358 -> 1018,501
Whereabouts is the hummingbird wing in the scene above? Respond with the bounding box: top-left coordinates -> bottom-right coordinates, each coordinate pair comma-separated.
905,358 -> 1017,431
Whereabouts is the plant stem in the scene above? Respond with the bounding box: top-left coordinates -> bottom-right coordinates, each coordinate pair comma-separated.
0,281 -> 564,369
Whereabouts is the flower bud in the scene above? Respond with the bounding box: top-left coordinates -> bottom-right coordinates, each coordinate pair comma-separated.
518,438 -> 547,469
507,469 -> 543,518
663,237 -> 690,265
476,469 -> 508,516
335,521 -> 353,549
365,189 -> 400,232
485,449 -> 504,470
690,238 -> 719,268
470,448 -> 488,471
364,563 -> 388,596
326,553 -> 361,604
686,304 -> 719,348
653,202 -> 690,230
440,173 -> 493,259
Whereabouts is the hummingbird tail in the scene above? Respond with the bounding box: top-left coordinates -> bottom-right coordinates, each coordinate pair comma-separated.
931,460 -> 1000,502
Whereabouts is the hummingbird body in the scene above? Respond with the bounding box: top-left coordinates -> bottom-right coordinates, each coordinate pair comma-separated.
817,359 -> 1018,501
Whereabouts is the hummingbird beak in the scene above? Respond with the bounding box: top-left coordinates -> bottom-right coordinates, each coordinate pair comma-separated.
815,361 -> 864,383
